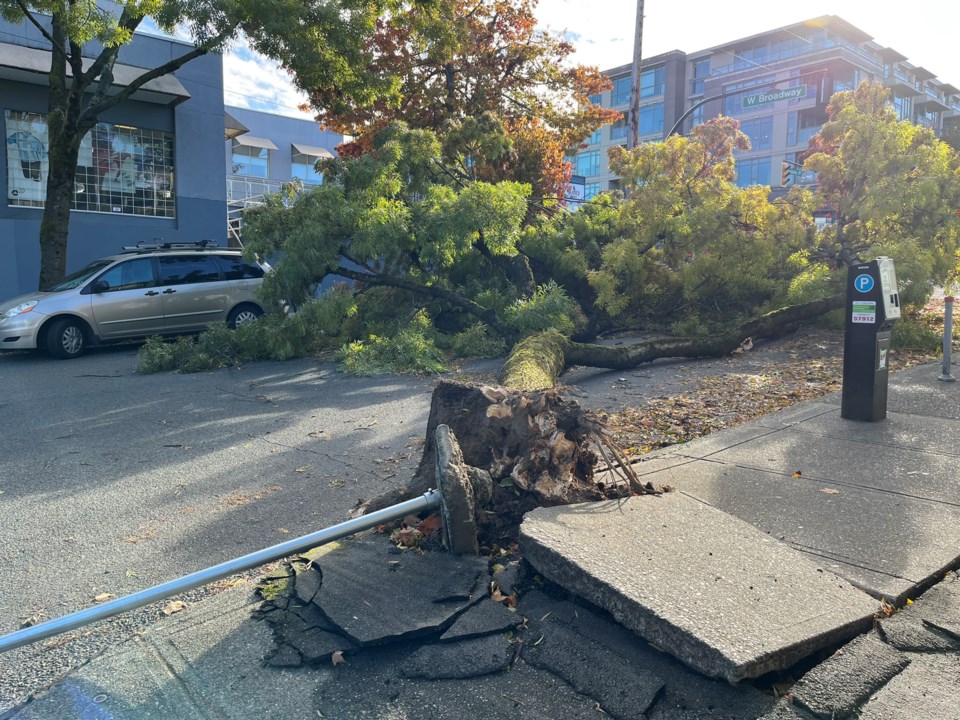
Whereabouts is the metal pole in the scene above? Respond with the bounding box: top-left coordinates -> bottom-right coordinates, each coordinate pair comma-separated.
0,489 -> 441,654
940,296 -> 955,382
628,0 -> 644,148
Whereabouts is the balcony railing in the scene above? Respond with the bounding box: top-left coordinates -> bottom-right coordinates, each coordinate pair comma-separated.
712,38 -> 880,78
227,175 -> 284,203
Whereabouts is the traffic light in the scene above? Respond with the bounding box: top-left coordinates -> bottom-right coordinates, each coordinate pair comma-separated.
781,160 -> 793,187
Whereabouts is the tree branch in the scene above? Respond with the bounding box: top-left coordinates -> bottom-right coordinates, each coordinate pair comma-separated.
80,24 -> 237,126
15,0 -> 65,58
334,266 -> 503,329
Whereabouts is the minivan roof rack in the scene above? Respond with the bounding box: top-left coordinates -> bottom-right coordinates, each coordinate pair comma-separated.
121,239 -> 221,253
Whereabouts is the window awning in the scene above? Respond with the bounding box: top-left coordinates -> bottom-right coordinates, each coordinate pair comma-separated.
233,135 -> 279,151
0,41 -> 191,106
292,143 -> 335,159
224,112 -> 249,140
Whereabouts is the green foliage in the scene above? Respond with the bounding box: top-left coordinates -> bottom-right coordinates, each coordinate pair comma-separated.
585,118 -> 814,330
805,81 -> 960,306
504,281 -> 585,338
448,323 -> 507,359
891,317 -> 941,351
336,311 -> 447,376
136,289 -> 360,373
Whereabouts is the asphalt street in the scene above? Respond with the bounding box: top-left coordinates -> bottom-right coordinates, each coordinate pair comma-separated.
0,346 -> 437,703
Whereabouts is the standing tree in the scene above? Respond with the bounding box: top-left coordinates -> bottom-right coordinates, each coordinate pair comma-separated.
307,0 -> 618,208
0,0 -> 444,288
804,81 -> 960,305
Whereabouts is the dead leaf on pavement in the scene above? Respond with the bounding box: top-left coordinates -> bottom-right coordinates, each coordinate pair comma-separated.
331,650 -> 346,666
94,593 -> 115,603
792,471 -> 802,478
162,600 -> 188,616
820,487 -> 841,495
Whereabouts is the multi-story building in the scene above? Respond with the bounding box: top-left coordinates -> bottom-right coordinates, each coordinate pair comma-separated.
223,106 -> 343,246
578,15 -> 960,198
0,15 -> 227,300
1,12 -> 344,302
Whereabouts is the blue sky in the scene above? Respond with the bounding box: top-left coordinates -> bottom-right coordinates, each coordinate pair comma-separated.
147,1 -> 960,119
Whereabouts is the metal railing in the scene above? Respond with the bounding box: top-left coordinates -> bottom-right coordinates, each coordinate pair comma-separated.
0,490 -> 441,654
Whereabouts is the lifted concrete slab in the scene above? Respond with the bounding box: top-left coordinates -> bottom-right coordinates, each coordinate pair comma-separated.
519,494 -> 879,683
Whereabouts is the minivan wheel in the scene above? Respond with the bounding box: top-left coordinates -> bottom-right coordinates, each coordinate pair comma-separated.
228,305 -> 263,329
47,318 -> 86,359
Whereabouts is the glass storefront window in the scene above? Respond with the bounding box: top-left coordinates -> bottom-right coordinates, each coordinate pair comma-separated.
5,110 -> 175,217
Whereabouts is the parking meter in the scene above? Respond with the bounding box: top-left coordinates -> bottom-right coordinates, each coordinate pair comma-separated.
841,257 -> 900,421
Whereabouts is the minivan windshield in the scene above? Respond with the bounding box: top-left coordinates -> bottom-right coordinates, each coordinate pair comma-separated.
43,260 -> 114,292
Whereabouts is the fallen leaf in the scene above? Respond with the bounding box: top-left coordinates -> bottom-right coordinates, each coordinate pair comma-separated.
792,471 -> 802,478
294,466 -> 310,474
331,650 -> 346,666
277,527 -> 290,534
94,593 -> 115,603
162,600 -> 188,616
820,487 -> 840,495
417,515 -> 443,535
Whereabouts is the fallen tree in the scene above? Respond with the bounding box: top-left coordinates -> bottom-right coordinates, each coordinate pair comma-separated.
498,293 -> 845,389
358,293 -> 844,541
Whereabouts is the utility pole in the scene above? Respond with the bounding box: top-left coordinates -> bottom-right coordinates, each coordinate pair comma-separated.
628,0 -> 644,148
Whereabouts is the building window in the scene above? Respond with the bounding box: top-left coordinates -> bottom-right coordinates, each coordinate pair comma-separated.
610,119 -> 628,141
584,182 -> 601,201
586,126 -> 602,145
639,104 -> 664,136
5,110 -> 175,217
641,67 -> 665,98
692,58 -> 710,95
740,116 -> 773,151
588,93 -> 602,105
232,143 -> 269,177
735,157 -> 771,187
690,104 -> 704,129
576,150 -> 601,177
893,94 -> 912,122
612,76 -> 632,106
291,152 -> 324,185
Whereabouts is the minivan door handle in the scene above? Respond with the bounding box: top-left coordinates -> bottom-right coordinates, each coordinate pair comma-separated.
162,289 -> 177,294
145,290 -> 160,296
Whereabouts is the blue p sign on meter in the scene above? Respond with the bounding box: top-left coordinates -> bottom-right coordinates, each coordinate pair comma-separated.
854,274 -> 874,293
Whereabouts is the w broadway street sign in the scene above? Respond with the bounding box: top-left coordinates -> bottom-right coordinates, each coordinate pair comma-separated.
742,86 -> 807,109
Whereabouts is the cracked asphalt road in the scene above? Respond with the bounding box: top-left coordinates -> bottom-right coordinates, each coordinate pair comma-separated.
0,346 -> 436,692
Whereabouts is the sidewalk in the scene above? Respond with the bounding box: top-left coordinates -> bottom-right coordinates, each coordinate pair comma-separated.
5,363 -> 960,719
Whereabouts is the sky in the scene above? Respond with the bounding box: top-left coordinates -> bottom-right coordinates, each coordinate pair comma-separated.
216,0 -> 960,119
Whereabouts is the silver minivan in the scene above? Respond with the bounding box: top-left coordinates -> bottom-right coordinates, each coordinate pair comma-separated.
0,242 -> 268,359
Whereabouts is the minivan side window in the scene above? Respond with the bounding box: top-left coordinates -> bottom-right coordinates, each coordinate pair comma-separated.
158,255 -> 222,286
96,258 -> 157,292
215,254 -> 265,280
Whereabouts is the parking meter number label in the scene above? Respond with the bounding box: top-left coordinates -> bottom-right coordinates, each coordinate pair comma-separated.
854,274 -> 875,293
852,300 -> 876,324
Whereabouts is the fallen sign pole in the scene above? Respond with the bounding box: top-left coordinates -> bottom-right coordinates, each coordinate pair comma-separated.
0,489 -> 441,654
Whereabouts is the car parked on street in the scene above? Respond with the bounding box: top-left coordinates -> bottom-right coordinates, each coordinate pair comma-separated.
0,241 -> 269,358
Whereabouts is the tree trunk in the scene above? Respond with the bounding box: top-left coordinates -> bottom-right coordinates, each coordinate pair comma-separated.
38,117 -> 82,289
498,293 -> 845,389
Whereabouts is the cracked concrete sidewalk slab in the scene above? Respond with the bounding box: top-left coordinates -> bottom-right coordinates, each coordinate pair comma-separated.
519,493 -> 879,683
294,536 -> 490,646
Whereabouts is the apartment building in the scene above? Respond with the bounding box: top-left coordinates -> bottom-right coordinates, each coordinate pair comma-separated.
578,15 -> 960,199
